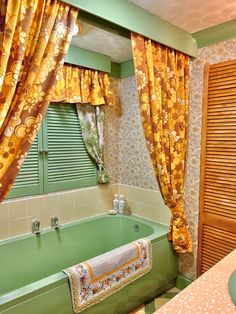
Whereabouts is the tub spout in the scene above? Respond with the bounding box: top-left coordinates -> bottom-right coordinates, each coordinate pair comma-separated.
32,220 -> 42,235
51,216 -> 61,230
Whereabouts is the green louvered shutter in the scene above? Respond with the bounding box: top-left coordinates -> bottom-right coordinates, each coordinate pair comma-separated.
44,103 -> 97,193
8,130 -> 43,198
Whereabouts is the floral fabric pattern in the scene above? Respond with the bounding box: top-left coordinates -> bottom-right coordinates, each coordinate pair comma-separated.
51,64 -> 115,106
77,104 -> 109,184
64,238 -> 152,313
0,0 -> 78,202
131,32 -> 192,253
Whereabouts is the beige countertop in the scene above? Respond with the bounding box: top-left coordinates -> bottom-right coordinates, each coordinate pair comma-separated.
156,249 -> 236,314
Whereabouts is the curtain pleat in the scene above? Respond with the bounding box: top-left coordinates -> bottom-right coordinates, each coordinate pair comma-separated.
0,0 -> 78,202
131,32 -> 192,254
51,64 -> 114,106
77,104 -> 109,184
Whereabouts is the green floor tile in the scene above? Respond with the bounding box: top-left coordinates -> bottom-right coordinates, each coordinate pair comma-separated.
130,287 -> 181,314
144,300 -> 156,313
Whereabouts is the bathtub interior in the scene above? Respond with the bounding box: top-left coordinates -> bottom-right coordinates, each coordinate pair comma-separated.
0,215 -> 158,296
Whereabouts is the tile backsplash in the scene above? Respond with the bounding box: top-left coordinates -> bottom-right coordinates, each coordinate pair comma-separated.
0,184 -> 118,241
0,183 -> 169,241
119,184 -> 170,225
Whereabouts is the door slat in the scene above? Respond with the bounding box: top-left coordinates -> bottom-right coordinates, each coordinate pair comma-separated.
198,61 -> 236,277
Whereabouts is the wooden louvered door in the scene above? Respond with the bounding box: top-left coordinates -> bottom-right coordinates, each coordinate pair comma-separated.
198,60 -> 236,276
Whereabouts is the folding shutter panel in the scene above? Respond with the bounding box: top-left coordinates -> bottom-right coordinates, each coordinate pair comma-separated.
8,130 -> 43,198
44,103 -> 97,193
198,61 -> 236,276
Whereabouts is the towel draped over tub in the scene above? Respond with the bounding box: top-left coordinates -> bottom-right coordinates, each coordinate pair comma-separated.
64,238 -> 152,313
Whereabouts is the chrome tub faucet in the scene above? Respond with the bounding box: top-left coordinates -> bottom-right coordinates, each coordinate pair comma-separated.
51,216 -> 60,230
32,220 -> 42,235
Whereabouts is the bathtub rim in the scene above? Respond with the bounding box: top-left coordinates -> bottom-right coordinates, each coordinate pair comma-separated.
0,214 -> 168,246
0,214 -> 170,310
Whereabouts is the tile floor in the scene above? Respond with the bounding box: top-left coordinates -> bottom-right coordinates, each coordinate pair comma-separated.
129,287 -> 181,314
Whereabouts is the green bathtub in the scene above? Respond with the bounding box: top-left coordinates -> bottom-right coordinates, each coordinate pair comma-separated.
0,214 -> 178,314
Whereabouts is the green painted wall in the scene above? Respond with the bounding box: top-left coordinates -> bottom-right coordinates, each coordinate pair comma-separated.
110,62 -> 120,78
120,60 -> 134,78
109,61 -> 135,79
65,45 -> 135,78
65,45 -> 111,72
192,19 -> 236,48
63,0 -> 197,57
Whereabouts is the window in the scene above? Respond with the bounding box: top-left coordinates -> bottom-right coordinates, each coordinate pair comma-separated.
9,103 -> 97,198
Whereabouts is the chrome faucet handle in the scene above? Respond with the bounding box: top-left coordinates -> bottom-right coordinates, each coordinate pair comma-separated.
32,220 -> 42,235
51,216 -> 61,230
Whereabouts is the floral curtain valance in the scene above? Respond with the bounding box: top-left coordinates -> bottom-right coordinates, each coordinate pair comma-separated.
0,0 -> 78,202
131,32 -> 192,254
51,64 -> 115,106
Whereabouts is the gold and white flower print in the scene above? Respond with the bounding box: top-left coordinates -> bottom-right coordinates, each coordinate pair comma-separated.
51,64 -> 115,106
0,0 -> 78,202
131,32 -> 192,254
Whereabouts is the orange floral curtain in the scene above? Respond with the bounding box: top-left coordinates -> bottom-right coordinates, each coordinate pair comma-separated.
0,0 -> 78,202
51,64 -> 114,105
131,32 -> 192,253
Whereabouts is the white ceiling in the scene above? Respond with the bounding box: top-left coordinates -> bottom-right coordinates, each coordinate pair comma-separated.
129,0 -> 236,33
71,21 -> 133,63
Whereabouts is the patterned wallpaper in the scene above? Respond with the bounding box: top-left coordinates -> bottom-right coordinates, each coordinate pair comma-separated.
119,77 -> 158,190
180,38 -> 236,279
105,38 -> 236,279
105,77 -> 158,190
104,78 -> 121,184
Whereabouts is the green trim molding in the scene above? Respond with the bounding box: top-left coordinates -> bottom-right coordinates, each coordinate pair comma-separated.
120,60 -> 135,78
110,62 -> 120,78
192,19 -> 236,48
63,0 -> 197,58
65,45 -> 111,73
110,60 -> 135,79
175,274 -> 193,290
65,45 -> 135,78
